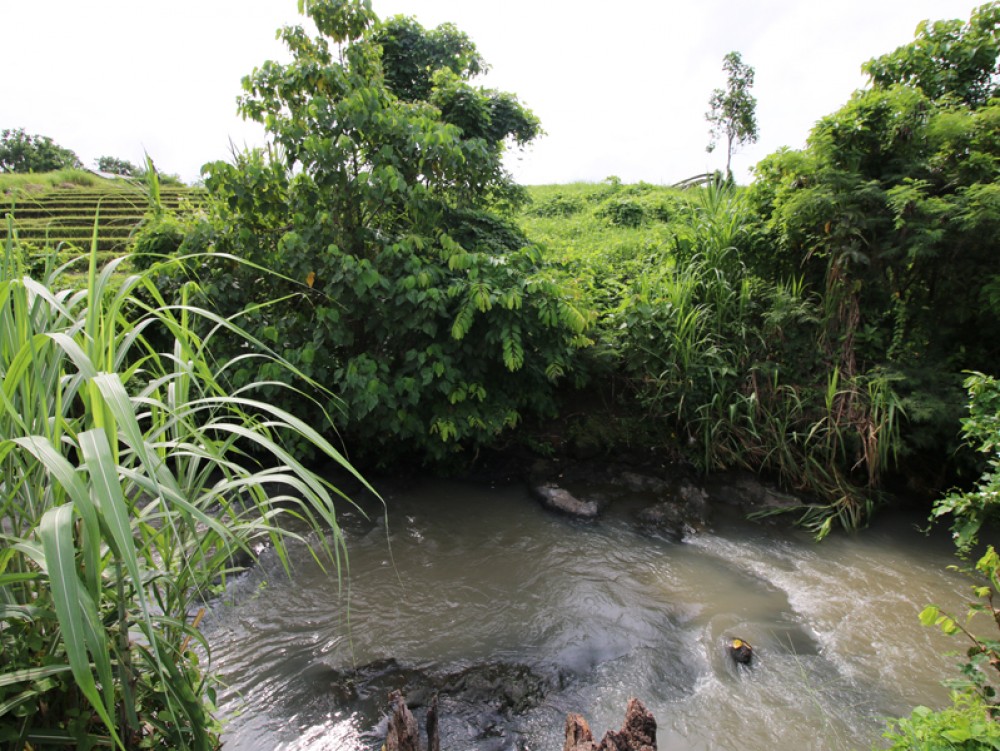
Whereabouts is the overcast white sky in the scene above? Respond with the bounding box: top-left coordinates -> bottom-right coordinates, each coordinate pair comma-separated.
3,1 -> 986,185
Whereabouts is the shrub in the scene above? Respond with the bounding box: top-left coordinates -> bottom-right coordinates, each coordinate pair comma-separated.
882,692 -> 1000,750
597,197 -> 647,227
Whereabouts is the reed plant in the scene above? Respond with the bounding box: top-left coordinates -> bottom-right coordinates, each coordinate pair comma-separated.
610,183 -> 905,537
0,214 -> 367,748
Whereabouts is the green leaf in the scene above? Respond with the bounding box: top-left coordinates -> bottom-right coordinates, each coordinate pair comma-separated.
919,605 -> 940,626
39,504 -> 120,747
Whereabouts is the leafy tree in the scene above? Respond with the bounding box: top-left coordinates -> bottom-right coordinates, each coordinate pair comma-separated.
96,155 -> 139,176
0,128 -> 82,173
184,0 -> 590,467
749,3 -> 1000,490
373,15 -> 486,102
706,51 -> 759,178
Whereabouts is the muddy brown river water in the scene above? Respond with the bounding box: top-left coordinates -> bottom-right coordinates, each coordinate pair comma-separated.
203,477 -> 970,750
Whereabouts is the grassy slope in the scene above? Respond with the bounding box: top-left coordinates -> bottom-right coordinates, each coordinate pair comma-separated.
511,182 -> 700,458
519,182 -> 689,265
0,168 -> 111,196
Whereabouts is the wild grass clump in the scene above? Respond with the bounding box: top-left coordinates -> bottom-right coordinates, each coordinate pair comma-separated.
0,215 -> 367,749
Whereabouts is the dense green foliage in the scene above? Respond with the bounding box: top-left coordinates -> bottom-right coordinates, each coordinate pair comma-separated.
881,373 -> 1000,749
862,3 -> 1000,107
139,1 -> 998,534
0,128 -> 82,173
748,2 -> 1000,504
171,0 -> 589,467
883,691 -> 1000,750
0,222 -> 363,748
2,1 -> 1000,746
706,51 -> 759,178
521,179 -> 901,535
933,373 -> 1000,554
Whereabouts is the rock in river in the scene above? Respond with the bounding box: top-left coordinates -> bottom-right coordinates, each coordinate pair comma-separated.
532,482 -> 600,518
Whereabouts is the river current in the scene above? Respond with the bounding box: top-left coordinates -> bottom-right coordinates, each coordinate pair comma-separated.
203,477 -> 970,750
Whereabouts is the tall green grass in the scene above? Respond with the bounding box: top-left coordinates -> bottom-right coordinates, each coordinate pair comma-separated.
522,181 -> 905,537
0,214 -> 369,748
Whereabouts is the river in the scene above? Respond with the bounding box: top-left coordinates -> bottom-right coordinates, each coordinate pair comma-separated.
203,476 -> 970,750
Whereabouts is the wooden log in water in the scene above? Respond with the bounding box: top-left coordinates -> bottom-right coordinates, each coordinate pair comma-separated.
426,695 -> 440,751
564,712 -> 596,751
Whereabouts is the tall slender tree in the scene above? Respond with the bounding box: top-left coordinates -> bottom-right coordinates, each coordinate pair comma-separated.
706,51 -> 759,179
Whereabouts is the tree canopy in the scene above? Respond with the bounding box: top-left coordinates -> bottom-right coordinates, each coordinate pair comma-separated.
0,128 -> 82,173
862,1 -> 1000,107
96,155 -> 139,176
182,0 -> 588,467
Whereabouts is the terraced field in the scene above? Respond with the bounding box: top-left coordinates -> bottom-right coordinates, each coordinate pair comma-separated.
3,184 -> 204,264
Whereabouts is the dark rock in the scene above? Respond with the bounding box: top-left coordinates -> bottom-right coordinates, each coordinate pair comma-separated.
307,657 -> 434,719
440,662 -> 554,716
320,658 -> 560,749
706,470 -> 807,514
620,471 -> 671,495
635,478 -> 711,540
636,501 -> 694,541
677,480 -> 709,517
727,638 -> 754,665
532,483 -> 600,518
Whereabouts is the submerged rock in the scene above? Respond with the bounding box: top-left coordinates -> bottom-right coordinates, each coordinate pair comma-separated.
706,470 -> 806,514
635,479 -> 711,540
315,657 -> 561,748
440,662 -> 553,716
532,482 -> 601,518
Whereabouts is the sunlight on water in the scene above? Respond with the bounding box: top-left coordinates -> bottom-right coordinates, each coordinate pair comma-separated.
203,479 -> 970,750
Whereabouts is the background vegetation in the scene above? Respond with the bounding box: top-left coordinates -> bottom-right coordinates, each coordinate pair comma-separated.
1,0 -> 998,745
128,1 -> 999,539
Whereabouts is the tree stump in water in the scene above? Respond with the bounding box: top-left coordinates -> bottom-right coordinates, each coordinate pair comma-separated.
385,691 -> 440,751
563,697 -> 657,751
565,713 -> 597,751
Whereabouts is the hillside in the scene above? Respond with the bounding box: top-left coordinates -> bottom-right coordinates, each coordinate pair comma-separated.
1,172 -> 202,265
